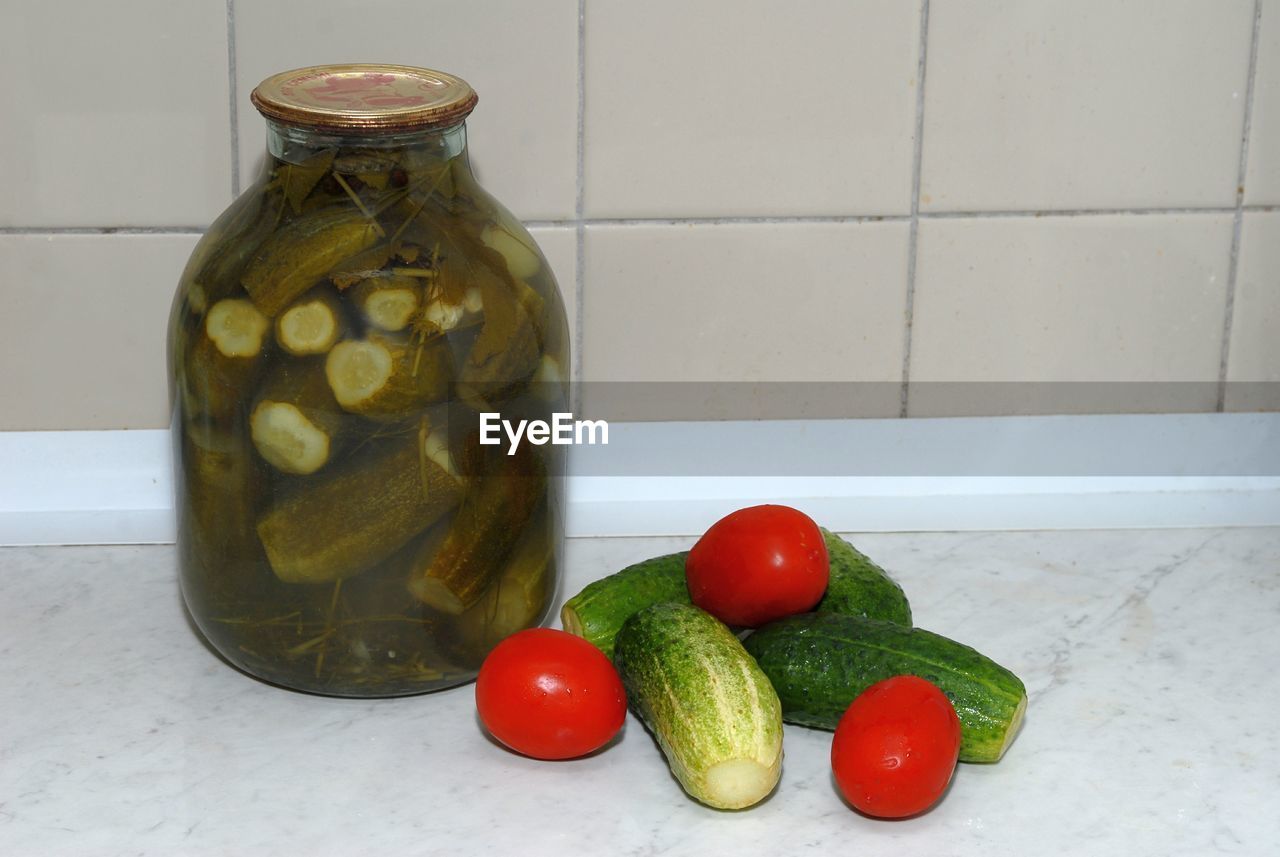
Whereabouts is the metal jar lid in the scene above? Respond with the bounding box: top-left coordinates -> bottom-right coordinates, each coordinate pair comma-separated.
250,64 -> 478,133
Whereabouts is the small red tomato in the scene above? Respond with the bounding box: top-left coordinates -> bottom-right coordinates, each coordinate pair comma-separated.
685,504 -> 828,627
475,628 -> 627,760
831,675 -> 961,818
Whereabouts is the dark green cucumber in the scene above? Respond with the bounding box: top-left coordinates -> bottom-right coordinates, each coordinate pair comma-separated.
743,613 -> 1026,763
613,603 -> 783,810
560,552 -> 689,659
816,528 -> 911,624
561,530 -> 911,657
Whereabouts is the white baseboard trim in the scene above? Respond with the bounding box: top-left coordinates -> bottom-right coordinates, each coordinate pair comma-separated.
1,429 -> 176,546
568,478 -> 1280,537
1,415 -> 1278,546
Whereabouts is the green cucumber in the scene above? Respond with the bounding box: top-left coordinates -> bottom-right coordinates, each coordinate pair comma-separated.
560,552 -> 690,660
561,530 -> 911,657
743,613 -> 1026,763
613,603 -> 783,810
817,528 -> 912,625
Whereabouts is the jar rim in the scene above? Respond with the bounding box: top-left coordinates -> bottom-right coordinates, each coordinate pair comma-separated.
250,64 -> 478,134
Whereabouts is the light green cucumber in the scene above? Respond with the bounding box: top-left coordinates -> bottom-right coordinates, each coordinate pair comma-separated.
613,602 -> 783,810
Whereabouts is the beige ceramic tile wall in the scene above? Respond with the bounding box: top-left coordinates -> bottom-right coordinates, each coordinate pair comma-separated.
1246,0 -> 1280,204
0,234 -> 199,431
1225,212 -> 1280,410
2,0 -> 1275,429
920,0 -> 1254,211
1,1 -> 233,227
582,222 -> 909,419
583,0 -> 920,217
908,215 -> 1233,416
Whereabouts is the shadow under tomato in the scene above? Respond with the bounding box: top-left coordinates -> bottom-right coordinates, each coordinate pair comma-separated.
473,708 -> 628,761
828,763 -> 960,821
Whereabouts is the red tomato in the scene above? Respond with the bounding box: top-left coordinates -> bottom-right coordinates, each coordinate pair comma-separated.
475,628 -> 627,760
830,675 -> 961,818
685,504 -> 829,627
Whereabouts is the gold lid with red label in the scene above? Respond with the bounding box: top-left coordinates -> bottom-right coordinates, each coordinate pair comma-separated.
250,64 -> 478,133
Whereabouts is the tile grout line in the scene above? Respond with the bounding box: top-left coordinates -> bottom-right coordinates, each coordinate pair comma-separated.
1217,0 -> 1264,411
900,0 -> 931,419
523,220 -> 579,228
8,204 -> 1269,237
535,207 -> 1260,227
225,0 -> 241,198
579,215 -> 910,226
0,227 -> 207,236
573,0 -> 587,401
919,206 -> 1241,219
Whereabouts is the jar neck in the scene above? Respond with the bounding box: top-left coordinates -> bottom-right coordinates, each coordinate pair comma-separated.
264,120 -> 470,170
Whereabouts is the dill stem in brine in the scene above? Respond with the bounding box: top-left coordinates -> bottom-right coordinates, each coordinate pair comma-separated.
314,578 -> 344,678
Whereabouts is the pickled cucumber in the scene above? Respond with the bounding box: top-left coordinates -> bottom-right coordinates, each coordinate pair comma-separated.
180,188 -> 280,309
352,274 -> 423,332
481,223 -> 542,280
179,425 -> 264,569
447,509 -> 555,662
275,287 -> 345,356
324,333 -> 453,416
249,361 -> 347,475
257,423 -> 463,584
242,208 -> 382,316
457,247 -> 545,406
409,442 -> 545,614
181,299 -> 269,423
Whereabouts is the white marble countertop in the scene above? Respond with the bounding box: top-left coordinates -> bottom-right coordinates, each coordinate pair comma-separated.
2,528 -> 1278,856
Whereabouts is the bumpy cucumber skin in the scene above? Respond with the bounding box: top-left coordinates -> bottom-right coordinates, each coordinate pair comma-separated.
743,613 -> 1026,763
613,603 -> 783,809
816,528 -> 912,626
560,553 -> 689,659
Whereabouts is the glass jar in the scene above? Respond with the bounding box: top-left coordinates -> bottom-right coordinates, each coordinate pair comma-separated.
168,65 -> 568,696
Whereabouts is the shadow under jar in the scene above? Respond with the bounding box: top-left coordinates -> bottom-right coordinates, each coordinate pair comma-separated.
168,65 -> 569,696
